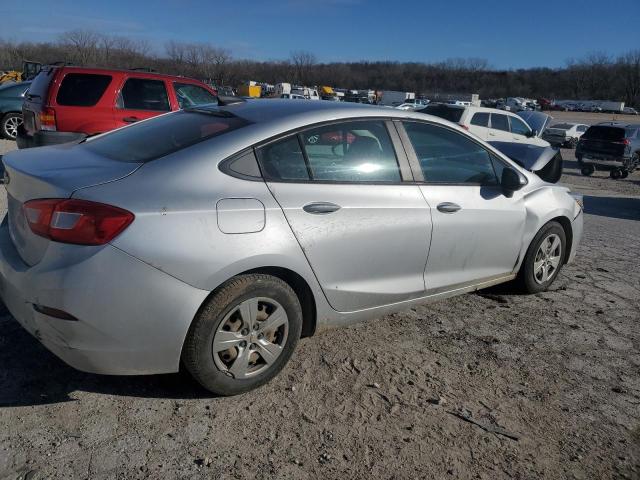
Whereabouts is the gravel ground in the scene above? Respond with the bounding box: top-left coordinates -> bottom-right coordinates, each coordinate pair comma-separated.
0,134 -> 639,479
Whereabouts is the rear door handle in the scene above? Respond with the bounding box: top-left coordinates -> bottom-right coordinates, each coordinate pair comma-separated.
303,202 -> 341,214
437,202 -> 461,214
122,116 -> 140,123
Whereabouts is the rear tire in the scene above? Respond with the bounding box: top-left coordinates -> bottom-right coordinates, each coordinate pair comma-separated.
1,112 -> 22,140
183,274 -> 302,396
568,138 -> 578,149
581,165 -> 595,176
621,170 -> 629,179
517,221 -> 566,294
610,169 -> 622,180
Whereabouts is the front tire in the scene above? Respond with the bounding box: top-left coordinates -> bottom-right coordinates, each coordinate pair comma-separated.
517,222 -> 566,294
183,274 -> 302,396
1,112 -> 22,140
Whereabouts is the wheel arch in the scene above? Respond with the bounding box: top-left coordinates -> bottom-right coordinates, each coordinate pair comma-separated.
191,266 -> 318,341
240,266 -> 317,338
549,215 -> 573,264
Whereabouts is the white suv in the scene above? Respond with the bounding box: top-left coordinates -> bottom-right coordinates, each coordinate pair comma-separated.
420,104 -> 550,148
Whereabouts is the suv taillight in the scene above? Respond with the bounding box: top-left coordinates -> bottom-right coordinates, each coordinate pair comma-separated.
39,107 -> 56,131
622,138 -> 631,146
23,199 -> 134,245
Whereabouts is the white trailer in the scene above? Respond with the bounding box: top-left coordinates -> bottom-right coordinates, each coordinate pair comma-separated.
377,91 -> 415,106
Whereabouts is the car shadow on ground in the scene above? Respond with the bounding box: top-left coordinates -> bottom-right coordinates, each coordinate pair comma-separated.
583,195 -> 640,221
0,311 -> 213,407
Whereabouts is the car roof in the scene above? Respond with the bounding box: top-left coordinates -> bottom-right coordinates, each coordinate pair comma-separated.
50,65 -> 205,83
595,121 -> 640,128
213,98 -> 439,124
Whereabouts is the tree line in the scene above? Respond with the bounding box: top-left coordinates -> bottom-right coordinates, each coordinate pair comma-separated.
1,30 -> 638,106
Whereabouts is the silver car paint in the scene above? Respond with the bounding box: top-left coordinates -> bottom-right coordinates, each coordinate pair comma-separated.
0,100 -> 583,374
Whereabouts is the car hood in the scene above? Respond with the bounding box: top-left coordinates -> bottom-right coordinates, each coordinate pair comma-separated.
489,141 -> 562,183
516,111 -> 553,136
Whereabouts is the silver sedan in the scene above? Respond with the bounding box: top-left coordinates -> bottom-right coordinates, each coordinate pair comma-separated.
0,99 -> 583,395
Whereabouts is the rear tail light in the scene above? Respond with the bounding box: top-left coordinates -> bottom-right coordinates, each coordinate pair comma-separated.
39,107 -> 56,131
23,199 -> 134,245
622,138 -> 631,146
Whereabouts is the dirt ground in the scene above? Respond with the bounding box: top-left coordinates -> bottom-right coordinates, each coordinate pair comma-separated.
0,125 -> 639,480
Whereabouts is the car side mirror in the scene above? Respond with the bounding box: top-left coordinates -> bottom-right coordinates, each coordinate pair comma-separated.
501,167 -> 527,197
526,129 -> 537,138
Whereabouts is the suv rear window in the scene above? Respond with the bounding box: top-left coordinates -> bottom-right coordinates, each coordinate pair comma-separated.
57,73 -> 112,106
26,68 -> 57,102
83,109 -> 249,163
420,104 -> 464,123
582,126 -> 626,141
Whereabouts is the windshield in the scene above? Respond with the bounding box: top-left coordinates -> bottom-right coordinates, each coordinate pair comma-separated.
83,109 -> 250,163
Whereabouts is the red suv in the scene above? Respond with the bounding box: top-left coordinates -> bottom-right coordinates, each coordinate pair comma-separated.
17,66 -> 217,149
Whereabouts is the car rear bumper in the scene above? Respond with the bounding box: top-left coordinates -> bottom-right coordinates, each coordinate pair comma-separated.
579,156 -> 629,168
16,125 -> 86,149
0,216 -> 208,375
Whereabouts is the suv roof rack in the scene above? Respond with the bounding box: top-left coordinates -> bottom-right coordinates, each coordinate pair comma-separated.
130,67 -> 156,72
217,95 -> 246,106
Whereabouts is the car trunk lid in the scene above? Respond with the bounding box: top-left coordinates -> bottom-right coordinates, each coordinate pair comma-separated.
2,143 -> 142,266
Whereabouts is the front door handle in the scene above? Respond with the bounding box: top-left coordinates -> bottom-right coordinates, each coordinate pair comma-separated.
122,116 -> 140,123
303,202 -> 341,215
437,202 -> 461,214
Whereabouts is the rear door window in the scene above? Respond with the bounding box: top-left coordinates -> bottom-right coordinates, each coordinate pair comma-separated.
490,114 -> 510,132
118,78 -> 170,111
509,116 -> 531,136
174,83 -> 217,108
83,109 -> 249,162
470,112 -> 489,127
56,73 -> 112,106
257,136 -> 310,181
301,120 -> 401,182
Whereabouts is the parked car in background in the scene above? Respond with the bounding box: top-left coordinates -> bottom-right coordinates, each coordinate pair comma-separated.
0,100 -> 582,395
623,107 -> 638,115
419,104 -> 551,147
0,81 -> 31,140
17,66 -> 217,149
576,122 -> 640,178
543,122 -> 589,148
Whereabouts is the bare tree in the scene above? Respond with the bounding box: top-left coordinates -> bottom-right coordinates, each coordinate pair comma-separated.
58,29 -> 100,65
290,50 -> 316,85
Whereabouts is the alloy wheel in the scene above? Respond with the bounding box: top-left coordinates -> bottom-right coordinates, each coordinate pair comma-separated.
212,297 -> 289,379
4,115 -> 22,140
533,233 -> 562,284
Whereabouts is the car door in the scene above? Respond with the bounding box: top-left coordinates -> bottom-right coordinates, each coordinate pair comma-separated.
257,119 -> 432,312
399,120 -> 526,292
488,113 -> 512,142
113,76 -> 171,128
508,115 -> 533,142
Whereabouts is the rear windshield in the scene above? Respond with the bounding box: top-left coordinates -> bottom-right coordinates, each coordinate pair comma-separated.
57,73 -> 112,106
582,126 -> 626,141
26,68 -> 57,101
550,123 -> 572,130
82,109 -> 250,162
420,104 -> 464,123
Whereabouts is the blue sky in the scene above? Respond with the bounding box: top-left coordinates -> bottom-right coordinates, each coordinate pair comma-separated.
1,0 -> 638,69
